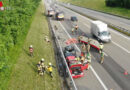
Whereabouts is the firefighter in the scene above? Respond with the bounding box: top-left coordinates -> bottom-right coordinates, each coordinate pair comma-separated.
78,36 -> 81,43
100,51 -> 104,64
99,43 -> 104,53
81,43 -> 86,56
72,28 -> 75,35
81,56 -> 85,64
74,24 -> 78,30
40,58 -> 46,74
37,62 -> 43,76
75,56 -> 80,61
29,45 -> 33,57
86,38 -> 92,53
74,24 -> 78,34
86,52 -> 91,70
47,63 -> 53,78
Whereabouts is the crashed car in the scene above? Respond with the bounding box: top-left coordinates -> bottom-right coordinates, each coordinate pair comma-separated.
71,16 -> 78,22
55,12 -> 64,20
64,46 -> 76,57
48,10 -> 55,17
69,60 -> 84,78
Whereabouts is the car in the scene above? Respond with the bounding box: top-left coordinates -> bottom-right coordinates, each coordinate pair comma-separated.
48,10 -> 55,17
71,16 -> 78,22
69,60 -> 84,78
64,46 -> 76,57
55,12 -> 64,20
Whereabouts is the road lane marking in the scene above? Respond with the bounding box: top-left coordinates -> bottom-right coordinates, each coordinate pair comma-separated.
104,52 -> 108,56
109,29 -> 130,40
112,41 -> 130,54
84,23 -> 90,28
83,21 -> 130,54
62,5 -> 130,40
59,21 -> 108,90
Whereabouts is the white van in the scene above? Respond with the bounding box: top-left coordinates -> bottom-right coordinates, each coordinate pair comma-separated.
91,21 -> 111,42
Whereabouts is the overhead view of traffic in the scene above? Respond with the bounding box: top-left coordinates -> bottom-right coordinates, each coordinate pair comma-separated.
0,0 -> 130,90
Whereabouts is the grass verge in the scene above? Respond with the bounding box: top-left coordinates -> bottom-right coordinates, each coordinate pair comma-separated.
7,1 -> 61,90
60,0 -> 130,19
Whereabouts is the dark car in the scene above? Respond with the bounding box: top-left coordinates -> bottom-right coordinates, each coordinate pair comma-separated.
71,16 -> 78,22
64,46 -> 76,57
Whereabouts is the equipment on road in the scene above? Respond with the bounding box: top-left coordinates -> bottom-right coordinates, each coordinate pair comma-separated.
79,36 -> 100,51
91,21 -> 111,42
124,70 -> 128,75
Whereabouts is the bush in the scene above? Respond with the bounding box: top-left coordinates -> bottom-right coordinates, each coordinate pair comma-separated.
105,0 -> 130,8
0,0 -> 40,89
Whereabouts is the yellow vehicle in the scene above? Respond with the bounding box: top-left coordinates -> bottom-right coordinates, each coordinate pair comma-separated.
56,12 -> 64,20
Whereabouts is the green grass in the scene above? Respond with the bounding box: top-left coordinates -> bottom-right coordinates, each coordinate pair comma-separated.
60,0 -> 130,18
7,1 -> 61,90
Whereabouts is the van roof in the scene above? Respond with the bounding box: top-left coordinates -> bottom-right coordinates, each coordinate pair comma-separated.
92,21 -> 107,32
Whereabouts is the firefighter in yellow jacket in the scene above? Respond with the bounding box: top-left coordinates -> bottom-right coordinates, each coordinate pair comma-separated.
47,63 -> 55,78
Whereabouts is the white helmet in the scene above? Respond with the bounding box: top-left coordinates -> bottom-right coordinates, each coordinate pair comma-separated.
41,58 -> 44,62
30,45 -> 33,48
49,62 -> 52,66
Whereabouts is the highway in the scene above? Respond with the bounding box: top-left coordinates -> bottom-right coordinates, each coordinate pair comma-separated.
44,0 -> 130,90
60,3 -> 130,33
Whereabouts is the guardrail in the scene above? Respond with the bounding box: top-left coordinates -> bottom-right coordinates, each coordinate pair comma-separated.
51,25 -> 78,90
58,2 -> 130,36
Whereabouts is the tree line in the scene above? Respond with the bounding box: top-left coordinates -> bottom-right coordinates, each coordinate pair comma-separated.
0,0 -> 40,89
105,0 -> 130,8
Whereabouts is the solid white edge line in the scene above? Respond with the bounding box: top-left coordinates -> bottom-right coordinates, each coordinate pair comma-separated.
112,41 -> 130,53
83,19 -> 130,54
62,4 -> 130,40
104,52 -> 108,56
84,23 -> 89,28
59,21 -> 108,90
109,29 -> 130,40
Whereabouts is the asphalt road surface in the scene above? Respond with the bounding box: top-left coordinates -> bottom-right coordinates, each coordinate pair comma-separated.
44,0 -> 130,90
60,3 -> 130,33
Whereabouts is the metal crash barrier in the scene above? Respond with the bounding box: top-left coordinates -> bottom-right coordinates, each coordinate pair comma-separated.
51,25 -> 78,90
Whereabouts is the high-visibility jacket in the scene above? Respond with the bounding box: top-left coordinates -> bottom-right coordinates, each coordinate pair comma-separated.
38,65 -> 42,70
101,52 -> 104,57
87,53 -> 91,59
81,56 -> 85,61
48,67 -> 52,72
75,57 -> 80,61
99,44 -> 104,49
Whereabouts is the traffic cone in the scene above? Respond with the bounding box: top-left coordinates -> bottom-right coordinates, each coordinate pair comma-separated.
124,70 -> 128,75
